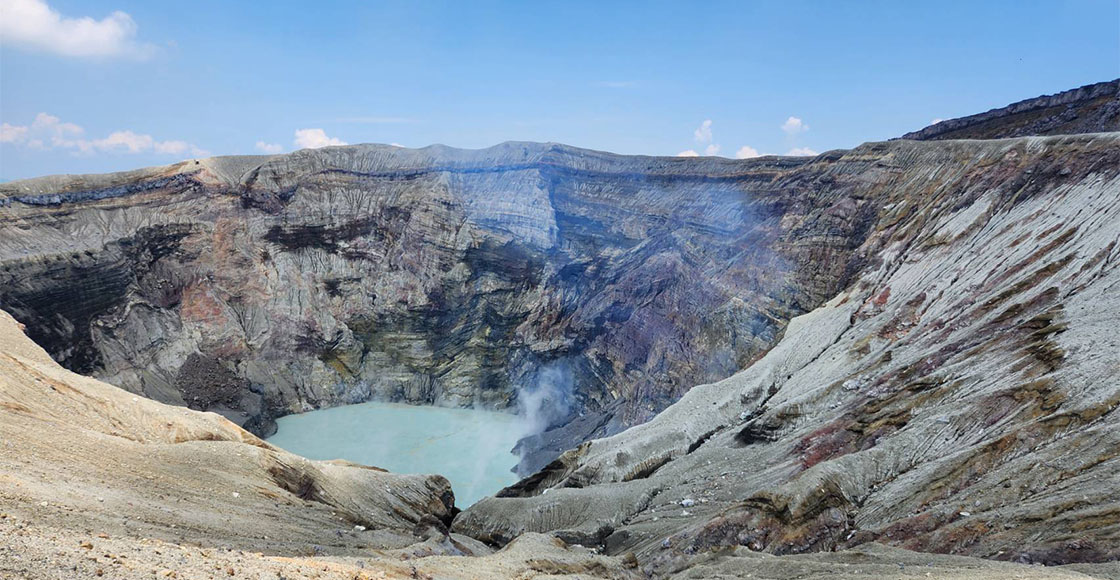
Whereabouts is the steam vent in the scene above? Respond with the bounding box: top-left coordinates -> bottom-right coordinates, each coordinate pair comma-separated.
2,73 -> 1120,578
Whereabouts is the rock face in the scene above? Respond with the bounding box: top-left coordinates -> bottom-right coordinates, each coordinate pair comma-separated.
2,85 -> 1119,475
0,306 -> 651,579
2,83 -> 1119,577
0,143 -> 876,463
0,306 -> 1110,580
456,132 -> 1120,572
0,308 -> 455,552
899,79 -> 1120,140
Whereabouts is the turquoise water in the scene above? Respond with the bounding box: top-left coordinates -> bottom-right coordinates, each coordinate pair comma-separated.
265,401 -> 523,507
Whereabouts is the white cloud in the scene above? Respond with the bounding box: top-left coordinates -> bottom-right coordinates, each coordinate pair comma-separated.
390,142 -> 405,147
32,112 -> 81,133
1,112 -> 207,156
255,141 -> 284,154
693,119 -> 713,143
0,0 -> 155,59
930,118 -> 944,125
683,119 -> 724,156
294,128 -> 346,149
735,145 -> 761,159
153,140 -> 193,155
28,112 -> 84,150
0,123 -> 29,143
91,130 -> 206,156
93,130 -> 152,153
781,116 -> 808,135
785,147 -> 818,156
1,114 -> 86,149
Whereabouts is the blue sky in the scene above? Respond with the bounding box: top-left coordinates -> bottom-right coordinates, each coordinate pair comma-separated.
1,0 -> 1118,180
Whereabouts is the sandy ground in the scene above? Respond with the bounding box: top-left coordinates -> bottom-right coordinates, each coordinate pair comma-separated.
1,309 -> 1117,579
5,509 -> 1117,580
0,510 -> 643,580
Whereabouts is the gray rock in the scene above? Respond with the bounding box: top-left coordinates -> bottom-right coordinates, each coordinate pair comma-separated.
0,141 -> 870,470
898,78 -> 1119,140
457,131 -> 1120,569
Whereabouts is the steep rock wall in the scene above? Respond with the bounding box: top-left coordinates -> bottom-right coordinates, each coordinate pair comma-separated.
2,133 -> 1117,481
455,133 -> 1120,570
0,308 -> 456,550
0,143 -> 874,457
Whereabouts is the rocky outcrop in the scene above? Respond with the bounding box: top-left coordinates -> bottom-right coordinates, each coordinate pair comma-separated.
0,143 -> 874,466
899,79 -> 1120,140
3,91 -> 1120,475
2,311 -> 1111,577
0,307 -> 653,579
3,84 -> 1119,577
456,132 -> 1120,573
10,302 -> 1093,577
0,305 -> 1108,579
4,135 -> 1115,577
0,307 -> 455,551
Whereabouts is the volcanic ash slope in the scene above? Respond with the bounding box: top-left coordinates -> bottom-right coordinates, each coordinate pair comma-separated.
456,132 -> 1120,574
2,135 -> 1120,578
0,280 -> 1114,580
0,307 -> 655,578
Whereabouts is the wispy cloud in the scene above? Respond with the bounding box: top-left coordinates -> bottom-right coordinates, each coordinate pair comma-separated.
255,141 -> 284,154
0,0 -> 156,59
676,149 -> 700,157
693,119 -> 714,143
785,147 -> 818,156
1,112 -> 207,156
293,128 -> 346,149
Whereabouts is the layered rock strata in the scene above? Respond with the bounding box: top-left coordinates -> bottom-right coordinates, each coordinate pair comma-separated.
899,79 -> 1119,140
0,142 -> 877,466
457,132 -> 1120,574
0,308 -> 455,552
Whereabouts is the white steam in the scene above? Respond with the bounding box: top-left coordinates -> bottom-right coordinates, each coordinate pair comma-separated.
515,361 -> 575,440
